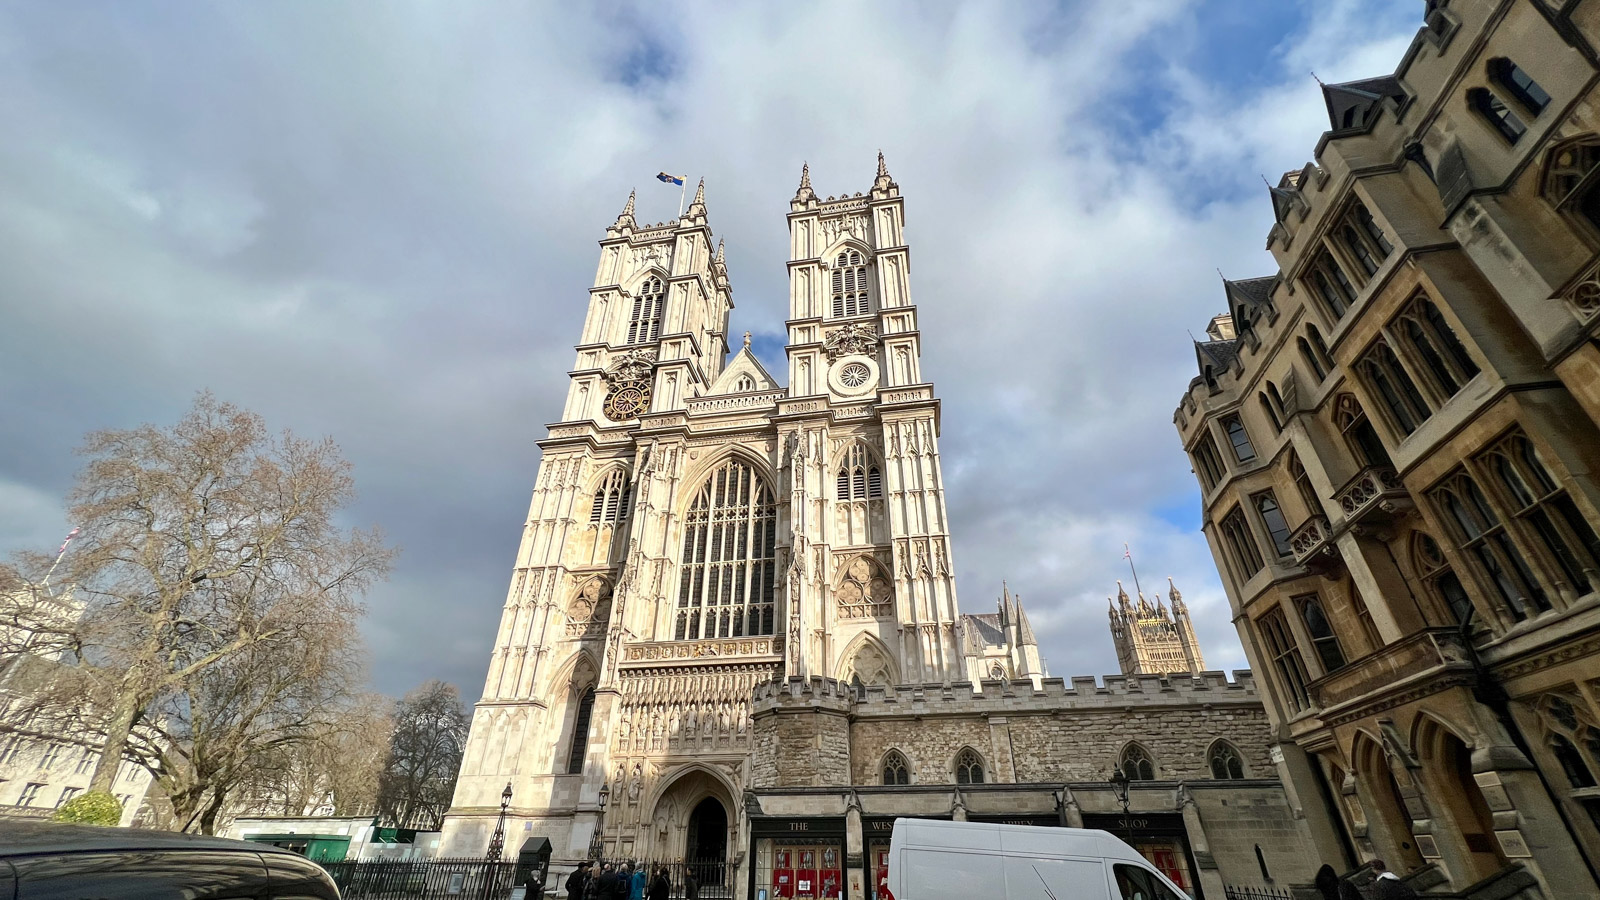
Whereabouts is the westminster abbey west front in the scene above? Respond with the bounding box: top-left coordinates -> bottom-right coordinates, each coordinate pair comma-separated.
440,160 -> 1316,900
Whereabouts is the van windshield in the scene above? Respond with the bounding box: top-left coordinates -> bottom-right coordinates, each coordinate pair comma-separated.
1113,863 -> 1186,900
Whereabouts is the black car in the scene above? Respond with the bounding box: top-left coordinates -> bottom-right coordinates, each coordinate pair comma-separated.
0,820 -> 340,899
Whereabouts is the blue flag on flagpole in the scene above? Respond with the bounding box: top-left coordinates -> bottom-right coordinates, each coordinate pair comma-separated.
657,172 -> 685,186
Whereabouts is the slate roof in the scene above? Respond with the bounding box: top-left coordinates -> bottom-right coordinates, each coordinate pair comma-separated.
963,613 -> 1005,646
1322,75 -> 1406,131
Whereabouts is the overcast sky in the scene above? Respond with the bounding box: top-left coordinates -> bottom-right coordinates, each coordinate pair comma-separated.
0,1 -> 1424,697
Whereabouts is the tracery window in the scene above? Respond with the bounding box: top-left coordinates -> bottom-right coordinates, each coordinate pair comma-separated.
836,556 -> 893,620
1469,87 -> 1527,144
1295,593 -> 1346,673
1334,394 -> 1393,469
1119,743 -> 1155,781
1487,58 -> 1550,117
1307,251 -> 1357,319
1358,340 -> 1431,436
1301,324 -> 1333,383
1289,452 -> 1320,523
882,750 -> 911,786
1430,469 -> 1550,621
1208,741 -> 1246,780
674,458 -> 778,640
1258,606 -> 1312,711
1220,506 -> 1266,581
954,748 -> 985,785
836,444 -> 883,501
1396,297 -> 1479,401
589,469 -> 633,525
626,276 -> 665,345
1191,433 -> 1226,492
1534,694 -> 1600,829
1222,415 -> 1256,463
831,249 -> 869,318
1254,491 -> 1294,559
566,685 -> 596,775
1414,532 -> 1475,626
1478,432 -> 1600,598
1542,138 -> 1600,235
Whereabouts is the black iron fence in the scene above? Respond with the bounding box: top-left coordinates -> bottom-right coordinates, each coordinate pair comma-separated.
320,857 -> 526,900
1222,886 -> 1295,900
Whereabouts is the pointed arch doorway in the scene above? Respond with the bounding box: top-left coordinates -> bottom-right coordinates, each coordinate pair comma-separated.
687,796 -> 728,892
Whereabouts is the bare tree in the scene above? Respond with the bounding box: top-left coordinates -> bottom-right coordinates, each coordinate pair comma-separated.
239,694 -> 394,820
378,680 -> 470,830
1,394 -> 394,832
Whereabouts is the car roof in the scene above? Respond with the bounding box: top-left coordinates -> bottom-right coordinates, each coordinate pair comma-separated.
0,821 -> 299,857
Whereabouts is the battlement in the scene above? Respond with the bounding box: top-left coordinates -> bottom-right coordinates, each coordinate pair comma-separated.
752,670 -> 1258,717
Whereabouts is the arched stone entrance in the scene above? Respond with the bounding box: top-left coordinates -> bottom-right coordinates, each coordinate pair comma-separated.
687,797 -> 729,891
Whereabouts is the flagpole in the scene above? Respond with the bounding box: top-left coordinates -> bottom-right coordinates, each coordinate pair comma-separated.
678,179 -> 687,218
1124,542 -> 1144,597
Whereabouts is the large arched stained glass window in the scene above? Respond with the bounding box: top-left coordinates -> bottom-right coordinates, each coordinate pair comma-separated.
675,458 -> 778,640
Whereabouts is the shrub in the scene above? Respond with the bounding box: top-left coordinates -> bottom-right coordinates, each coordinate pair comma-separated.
52,790 -> 123,826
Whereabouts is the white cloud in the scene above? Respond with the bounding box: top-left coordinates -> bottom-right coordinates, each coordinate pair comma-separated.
0,1 -> 1424,692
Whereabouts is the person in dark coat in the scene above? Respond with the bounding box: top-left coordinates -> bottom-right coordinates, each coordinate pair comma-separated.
566,862 -> 592,900
1370,859 -> 1419,900
684,866 -> 700,900
646,866 -> 671,900
1314,864 -> 1341,900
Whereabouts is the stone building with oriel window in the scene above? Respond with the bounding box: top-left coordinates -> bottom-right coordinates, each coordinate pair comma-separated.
442,158 -> 1322,899
1174,2 -> 1600,898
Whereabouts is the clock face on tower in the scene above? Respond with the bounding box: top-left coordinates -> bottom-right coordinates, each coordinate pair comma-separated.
603,383 -> 651,421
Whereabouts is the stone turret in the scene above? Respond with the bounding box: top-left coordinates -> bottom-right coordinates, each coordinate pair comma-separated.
1109,576 -> 1205,677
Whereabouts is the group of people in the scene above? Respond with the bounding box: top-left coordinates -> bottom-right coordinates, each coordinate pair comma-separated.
563,860 -> 699,900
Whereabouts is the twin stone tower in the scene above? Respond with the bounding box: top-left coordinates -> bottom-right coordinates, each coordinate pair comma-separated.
437,159 -> 1195,862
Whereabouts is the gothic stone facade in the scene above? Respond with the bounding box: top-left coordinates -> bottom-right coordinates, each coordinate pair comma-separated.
441,160 -> 1019,864
1175,2 -> 1600,898
747,673 -> 1316,900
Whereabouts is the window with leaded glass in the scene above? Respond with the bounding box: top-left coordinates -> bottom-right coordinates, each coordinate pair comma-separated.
1296,594 -> 1347,672
1488,58 -> 1550,117
565,685 -> 596,775
626,276 -> 665,344
1469,87 -> 1527,143
674,458 -> 778,640
1431,470 -> 1550,621
1208,741 -> 1246,779
1192,433 -> 1226,492
1396,296 -> 1479,401
1254,492 -> 1294,558
589,468 -> 633,525
1220,507 -> 1266,581
1414,532 -> 1475,626
954,748 -> 985,785
1541,138 -> 1600,235
1334,394 -> 1393,469
1479,432 -> 1600,598
1299,324 -> 1333,383
882,750 -> 911,786
1358,340 -> 1431,435
1258,606 -> 1313,711
1306,252 -> 1357,319
1535,694 -> 1600,834
1222,414 -> 1256,463
1289,452 -> 1321,522
1120,743 -> 1156,780
831,250 -> 869,318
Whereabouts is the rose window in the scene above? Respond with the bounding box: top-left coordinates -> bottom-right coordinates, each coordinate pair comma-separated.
839,362 -> 871,388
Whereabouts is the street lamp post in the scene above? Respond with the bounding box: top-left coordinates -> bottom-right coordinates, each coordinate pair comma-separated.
1108,765 -> 1132,839
486,782 -> 513,862
589,782 -> 611,860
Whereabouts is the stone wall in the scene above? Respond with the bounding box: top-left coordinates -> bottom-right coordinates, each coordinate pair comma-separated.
752,672 -> 1273,787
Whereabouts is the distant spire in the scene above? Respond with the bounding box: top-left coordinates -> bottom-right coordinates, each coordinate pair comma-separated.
714,238 -> 725,263
693,177 -> 705,205
872,151 -> 895,196
1167,576 -> 1187,613
794,162 -> 816,205
877,150 -> 888,177
685,177 -> 707,219
622,188 -> 636,218
1016,600 -> 1037,646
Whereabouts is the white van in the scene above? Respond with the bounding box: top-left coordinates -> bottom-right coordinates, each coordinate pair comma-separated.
884,818 -> 1192,900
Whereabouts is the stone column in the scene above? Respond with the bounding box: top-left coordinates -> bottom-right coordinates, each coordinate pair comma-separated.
1178,788 -> 1226,900
846,804 -> 867,900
